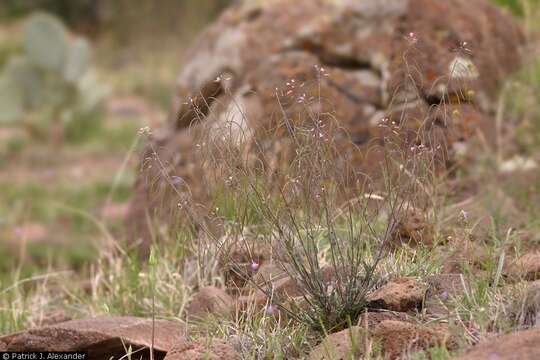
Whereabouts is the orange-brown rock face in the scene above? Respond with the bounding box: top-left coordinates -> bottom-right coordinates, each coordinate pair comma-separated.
127,0 -> 524,253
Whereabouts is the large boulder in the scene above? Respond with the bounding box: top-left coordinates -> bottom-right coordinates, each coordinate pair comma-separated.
127,0 -> 524,254
455,327 -> 540,360
0,316 -> 183,359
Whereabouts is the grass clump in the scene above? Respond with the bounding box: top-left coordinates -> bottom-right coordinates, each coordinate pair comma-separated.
164,66 -> 443,336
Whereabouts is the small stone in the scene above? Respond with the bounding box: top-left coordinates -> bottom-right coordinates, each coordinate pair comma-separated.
186,286 -> 235,320
442,239 -> 488,274
164,339 -> 240,360
238,263 -> 324,311
358,311 -> 411,329
508,253 -> 540,281
30,309 -> 72,327
219,238 -> 273,290
455,327 -> 540,360
511,280 -> 540,328
308,326 -> 366,360
367,277 -> 427,312
238,274 -> 303,311
251,262 -> 288,287
394,209 -> 434,247
372,320 -> 452,359
424,274 -> 466,316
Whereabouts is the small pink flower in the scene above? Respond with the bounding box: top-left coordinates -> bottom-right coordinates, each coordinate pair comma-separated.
407,31 -> 418,44
265,304 -> 277,316
171,176 -> 183,185
250,261 -> 260,271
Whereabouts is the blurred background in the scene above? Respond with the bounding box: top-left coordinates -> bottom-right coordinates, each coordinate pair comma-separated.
0,0 -> 231,275
0,0 -> 535,276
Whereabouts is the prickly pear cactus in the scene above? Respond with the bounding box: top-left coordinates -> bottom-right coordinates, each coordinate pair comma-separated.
0,12 -> 107,139
0,75 -> 23,124
4,56 -> 45,109
23,13 -> 68,72
76,70 -> 109,112
63,37 -> 92,83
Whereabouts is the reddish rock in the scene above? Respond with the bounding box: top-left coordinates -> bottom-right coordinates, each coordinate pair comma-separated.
238,274 -> 304,312
126,0 -> 525,254
442,238 -> 489,274
455,328 -> 540,360
367,277 -> 427,312
308,326 -> 367,360
251,262 -> 288,287
424,273 -> 466,316
264,275 -> 304,300
186,286 -> 235,320
219,239 -> 273,290
511,280 -> 540,328
358,311 -> 411,329
394,208 -> 434,247
238,263 -> 340,312
1,316 -> 183,359
164,339 -> 240,360
372,320 -> 452,359
507,253 -> 540,281
239,263 -> 346,310
309,318 -> 450,360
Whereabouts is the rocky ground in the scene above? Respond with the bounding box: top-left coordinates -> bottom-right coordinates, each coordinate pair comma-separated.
2,0 -> 540,359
